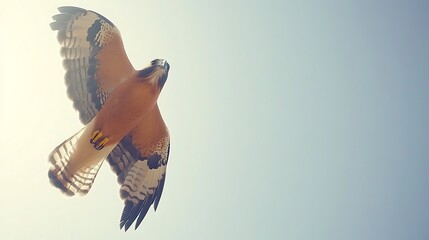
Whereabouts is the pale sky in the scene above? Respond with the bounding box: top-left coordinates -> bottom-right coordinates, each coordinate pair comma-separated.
1,0 -> 429,239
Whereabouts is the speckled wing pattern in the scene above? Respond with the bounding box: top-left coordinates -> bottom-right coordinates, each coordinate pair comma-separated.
50,6 -> 134,124
108,105 -> 170,231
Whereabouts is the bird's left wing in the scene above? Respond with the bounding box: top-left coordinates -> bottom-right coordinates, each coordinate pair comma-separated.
107,105 -> 170,231
50,6 -> 135,124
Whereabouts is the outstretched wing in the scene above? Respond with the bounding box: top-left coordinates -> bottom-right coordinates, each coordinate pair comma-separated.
50,6 -> 135,124
107,105 -> 170,231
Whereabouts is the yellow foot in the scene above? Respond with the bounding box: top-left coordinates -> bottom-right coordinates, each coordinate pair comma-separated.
90,130 -> 109,150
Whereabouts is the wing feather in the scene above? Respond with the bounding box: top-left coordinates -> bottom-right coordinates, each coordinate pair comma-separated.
50,6 -> 135,124
107,105 -> 170,231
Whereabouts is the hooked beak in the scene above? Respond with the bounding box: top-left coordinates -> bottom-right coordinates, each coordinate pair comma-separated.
151,59 -> 169,72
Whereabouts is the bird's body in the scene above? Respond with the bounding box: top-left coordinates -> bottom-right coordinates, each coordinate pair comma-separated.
48,6 -> 171,231
92,72 -> 161,144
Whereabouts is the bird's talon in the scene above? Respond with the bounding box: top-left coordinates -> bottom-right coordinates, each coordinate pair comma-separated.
90,130 -> 102,143
97,137 -> 109,149
90,130 -> 109,150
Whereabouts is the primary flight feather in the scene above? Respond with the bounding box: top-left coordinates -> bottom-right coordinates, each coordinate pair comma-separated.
48,6 -> 171,231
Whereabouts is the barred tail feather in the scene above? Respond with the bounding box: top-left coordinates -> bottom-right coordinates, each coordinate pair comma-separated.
48,124 -> 114,196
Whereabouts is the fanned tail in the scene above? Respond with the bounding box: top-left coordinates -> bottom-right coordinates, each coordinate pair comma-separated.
48,127 -> 107,196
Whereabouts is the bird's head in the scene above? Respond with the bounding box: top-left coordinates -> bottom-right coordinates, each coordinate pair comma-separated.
137,59 -> 170,89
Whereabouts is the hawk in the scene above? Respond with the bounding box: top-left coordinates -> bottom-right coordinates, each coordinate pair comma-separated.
48,6 -> 171,231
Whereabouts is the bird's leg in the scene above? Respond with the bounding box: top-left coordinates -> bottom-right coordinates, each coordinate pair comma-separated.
90,130 -> 110,150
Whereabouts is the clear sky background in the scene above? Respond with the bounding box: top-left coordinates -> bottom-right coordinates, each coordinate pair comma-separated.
1,0 -> 429,239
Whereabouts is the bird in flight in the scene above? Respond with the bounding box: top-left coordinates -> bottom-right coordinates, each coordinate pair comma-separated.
48,6 -> 171,231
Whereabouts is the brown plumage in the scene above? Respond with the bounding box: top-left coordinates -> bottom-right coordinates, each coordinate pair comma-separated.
48,6 -> 171,231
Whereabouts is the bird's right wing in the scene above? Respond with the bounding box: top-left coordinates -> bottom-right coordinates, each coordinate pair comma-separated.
107,105 -> 170,231
50,6 -> 135,124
